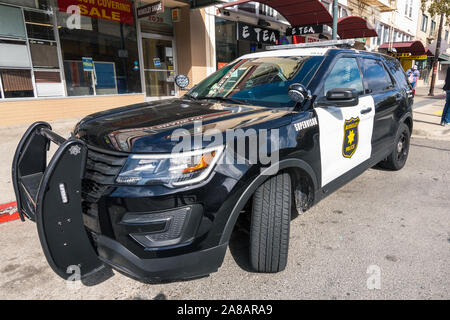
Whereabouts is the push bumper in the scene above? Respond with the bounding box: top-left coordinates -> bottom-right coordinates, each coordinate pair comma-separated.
11,122 -> 228,282
12,122 -> 104,279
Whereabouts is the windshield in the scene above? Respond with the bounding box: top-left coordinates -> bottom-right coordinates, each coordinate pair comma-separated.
186,56 -> 324,108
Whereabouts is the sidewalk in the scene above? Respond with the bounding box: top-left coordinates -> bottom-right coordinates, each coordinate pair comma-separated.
411,85 -> 450,141
0,117 -> 79,205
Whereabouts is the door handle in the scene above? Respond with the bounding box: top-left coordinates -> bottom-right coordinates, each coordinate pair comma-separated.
360,107 -> 372,114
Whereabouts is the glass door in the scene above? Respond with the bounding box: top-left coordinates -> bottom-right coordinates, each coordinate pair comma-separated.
141,35 -> 176,98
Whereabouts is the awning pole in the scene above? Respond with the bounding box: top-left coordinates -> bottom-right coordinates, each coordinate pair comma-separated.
332,0 -> 338,40
333,0 -> 338,40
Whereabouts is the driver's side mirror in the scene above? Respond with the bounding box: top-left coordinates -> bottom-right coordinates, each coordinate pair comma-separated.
288,83 -> 311,104
315,88 -> 359,107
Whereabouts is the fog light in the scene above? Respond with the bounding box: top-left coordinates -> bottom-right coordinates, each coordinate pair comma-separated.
115,176 -> 141,184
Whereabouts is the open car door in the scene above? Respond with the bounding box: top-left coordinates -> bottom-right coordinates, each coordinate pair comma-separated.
12,122 -> 104,280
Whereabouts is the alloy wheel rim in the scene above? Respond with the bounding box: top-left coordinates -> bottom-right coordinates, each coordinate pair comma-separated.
396,132 -> 408,162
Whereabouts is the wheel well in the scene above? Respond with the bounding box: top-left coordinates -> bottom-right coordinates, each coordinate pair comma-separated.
233,167 -> 315,221
403,116 -> 413,134
284,167 -> 315,213
230,168 -> 315,241
219,160 -> 319,244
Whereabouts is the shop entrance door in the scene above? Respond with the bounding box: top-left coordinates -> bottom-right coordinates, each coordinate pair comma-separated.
141,33 -> 176,99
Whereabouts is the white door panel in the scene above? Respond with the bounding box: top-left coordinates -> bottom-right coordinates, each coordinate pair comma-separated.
315,95 -> 375,187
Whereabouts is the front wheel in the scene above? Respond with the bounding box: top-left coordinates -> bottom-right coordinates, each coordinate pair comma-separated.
249,173 -> 291,273
378,122 -> 411,170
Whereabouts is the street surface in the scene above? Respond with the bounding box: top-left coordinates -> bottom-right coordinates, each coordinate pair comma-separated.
0,135 -> 448,299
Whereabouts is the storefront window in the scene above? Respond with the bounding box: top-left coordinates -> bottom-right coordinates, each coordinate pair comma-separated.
29,40 -> 59,68
215,18 -> 237,69
24,10 -> 55,41
142,38 -> 175,97
56,1 -> 141,96
140,9 -> 173,36
0,69 -> 34,98
0,4 -> 34,99
0,0 -> 49,10
0,4 -> 27,38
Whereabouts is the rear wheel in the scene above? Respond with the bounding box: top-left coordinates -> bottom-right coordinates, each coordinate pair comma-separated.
378,123 -> 410,170
250,173 -> 291,273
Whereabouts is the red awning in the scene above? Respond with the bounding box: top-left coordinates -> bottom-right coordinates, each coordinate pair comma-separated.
336,16 -> 378,39
379,41 -> 426,55
222,0 -> 333,26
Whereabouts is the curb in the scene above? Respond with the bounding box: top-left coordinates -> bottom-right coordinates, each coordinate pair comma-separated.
0,202 -> 19,224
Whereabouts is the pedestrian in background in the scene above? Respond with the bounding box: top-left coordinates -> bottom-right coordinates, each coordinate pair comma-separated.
442,66 -> 450,126
406,65 -> 420,90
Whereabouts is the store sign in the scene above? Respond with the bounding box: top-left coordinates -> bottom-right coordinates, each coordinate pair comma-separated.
137,1 -> 164,19
237,22 -> 279,45
279,36 -> 290,45
153,58 -> 161,67
286,25 -> 324,36
57,0 -> 134,25
403,55 -> 428,60
171,8 -> 180,22
82,57 -> 94,71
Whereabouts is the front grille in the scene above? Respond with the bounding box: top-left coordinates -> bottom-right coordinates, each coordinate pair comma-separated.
81,148 -> 127,234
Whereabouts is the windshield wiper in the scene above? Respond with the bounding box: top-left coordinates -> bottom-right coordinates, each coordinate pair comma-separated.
202,96 -> 245,105
183,93 -> 198,100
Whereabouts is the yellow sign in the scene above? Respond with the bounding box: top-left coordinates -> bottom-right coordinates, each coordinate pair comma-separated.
392,53 -> 410,58
403,55 -> 428,60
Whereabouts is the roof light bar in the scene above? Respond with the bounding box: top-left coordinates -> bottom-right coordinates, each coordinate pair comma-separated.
266,39 -> 355,50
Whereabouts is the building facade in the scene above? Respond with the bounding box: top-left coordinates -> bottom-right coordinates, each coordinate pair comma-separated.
0,0 -> 214,125
1,0 -> 449,125
415,1 -> 450,85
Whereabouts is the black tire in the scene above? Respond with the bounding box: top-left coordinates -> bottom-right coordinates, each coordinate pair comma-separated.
250,173 -> 291,273
378,122 -> 411,170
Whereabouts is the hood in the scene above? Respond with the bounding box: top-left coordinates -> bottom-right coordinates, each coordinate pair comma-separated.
73,98 -> 293,153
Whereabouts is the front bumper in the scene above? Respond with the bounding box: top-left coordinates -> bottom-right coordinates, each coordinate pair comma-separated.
12,122 -> 229,281
96,235 -> 227,281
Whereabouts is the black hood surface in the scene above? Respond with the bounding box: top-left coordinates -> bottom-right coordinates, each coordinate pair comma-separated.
73,98 -> 293,153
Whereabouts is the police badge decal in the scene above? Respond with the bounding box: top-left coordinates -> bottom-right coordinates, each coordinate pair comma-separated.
343,117 -> 360,158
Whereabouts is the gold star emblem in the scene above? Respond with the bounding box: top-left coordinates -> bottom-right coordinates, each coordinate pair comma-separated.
348,130 -> 355,145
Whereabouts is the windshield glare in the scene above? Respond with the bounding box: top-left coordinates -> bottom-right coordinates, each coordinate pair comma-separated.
187,56 -> 323,108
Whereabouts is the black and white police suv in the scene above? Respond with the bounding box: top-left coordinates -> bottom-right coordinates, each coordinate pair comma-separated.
12,40 -> 413,282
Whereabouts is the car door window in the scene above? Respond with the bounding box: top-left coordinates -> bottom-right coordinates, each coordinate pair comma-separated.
361,58 -> 394,93
324,57 -> 364,95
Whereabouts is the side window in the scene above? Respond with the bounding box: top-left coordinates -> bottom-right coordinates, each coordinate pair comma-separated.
361,58 -> 394,93
324,57 -> 364,95
383,57 -> 409,89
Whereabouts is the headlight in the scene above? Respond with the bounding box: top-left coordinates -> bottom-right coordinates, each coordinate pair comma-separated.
115,146 -> 224,187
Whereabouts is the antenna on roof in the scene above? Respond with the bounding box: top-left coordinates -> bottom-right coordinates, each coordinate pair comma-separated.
266,39 -> 355,50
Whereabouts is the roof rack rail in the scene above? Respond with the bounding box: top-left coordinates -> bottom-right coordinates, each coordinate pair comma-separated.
266,39 -> 355,50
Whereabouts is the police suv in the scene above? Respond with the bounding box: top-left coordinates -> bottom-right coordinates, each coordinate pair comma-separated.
12,40 -> 413,282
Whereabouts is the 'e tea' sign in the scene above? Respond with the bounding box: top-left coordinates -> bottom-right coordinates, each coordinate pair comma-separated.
238,22 -> 279,45
137,1 -> 164,19
286,25 -> 324,36
58,0 -> 134,25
